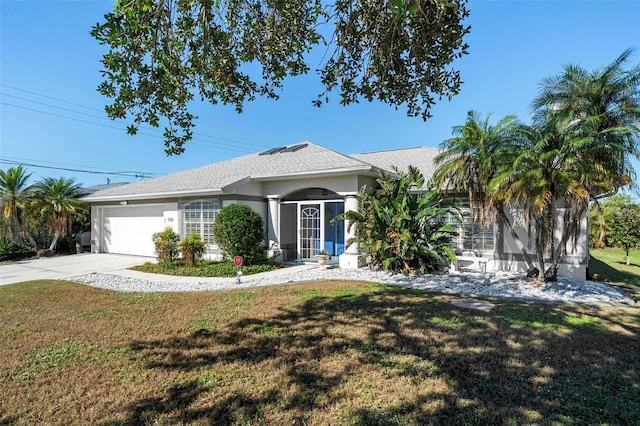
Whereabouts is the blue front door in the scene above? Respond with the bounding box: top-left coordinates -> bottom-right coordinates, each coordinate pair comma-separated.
324,202 -> 345,256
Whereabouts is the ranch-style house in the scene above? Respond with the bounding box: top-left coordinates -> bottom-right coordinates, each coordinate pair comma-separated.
83,142 -> 588,278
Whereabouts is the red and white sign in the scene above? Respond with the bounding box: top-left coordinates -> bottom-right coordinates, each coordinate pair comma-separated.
233,256 -> 243,267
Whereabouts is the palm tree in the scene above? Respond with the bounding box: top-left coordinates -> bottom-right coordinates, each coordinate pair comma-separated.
32,177 -> 87,251
533,48 -> 639,192
498,49 -> 640,281
0,165 -> 34,243
491,120 -> 592,281
432,110 -> 535,269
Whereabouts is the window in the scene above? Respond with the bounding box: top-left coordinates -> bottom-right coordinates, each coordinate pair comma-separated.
456,220 -> 494,253
179,200 -> 220,245
444,200 -> 495,255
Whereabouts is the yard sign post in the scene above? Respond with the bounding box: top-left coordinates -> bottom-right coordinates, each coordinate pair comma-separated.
234,256 -> 243,284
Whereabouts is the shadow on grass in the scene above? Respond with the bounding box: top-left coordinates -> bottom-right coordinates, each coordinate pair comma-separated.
99,379 -> 280,426
109,288 -> 640,425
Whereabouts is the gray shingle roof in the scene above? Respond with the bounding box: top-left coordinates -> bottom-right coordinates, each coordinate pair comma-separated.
84,142 -> 382,201
351,146 -> 441,181
80,182 -> 129,195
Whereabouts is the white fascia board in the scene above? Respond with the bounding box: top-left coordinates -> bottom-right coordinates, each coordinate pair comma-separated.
221,176 -> 253,193
82,188 -> 225,202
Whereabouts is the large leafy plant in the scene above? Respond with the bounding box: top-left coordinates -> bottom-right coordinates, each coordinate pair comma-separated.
337,166 -> 459,275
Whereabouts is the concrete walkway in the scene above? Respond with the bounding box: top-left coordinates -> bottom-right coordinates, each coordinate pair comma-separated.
0,253 -> 322,286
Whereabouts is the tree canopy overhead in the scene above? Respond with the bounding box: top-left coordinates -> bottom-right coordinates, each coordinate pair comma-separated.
92,0 -> 471,154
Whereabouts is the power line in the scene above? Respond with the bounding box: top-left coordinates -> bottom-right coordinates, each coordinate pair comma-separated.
0,84 -> 295,183
1,100 -> 261,155
1,83 -> 276,152
2,92 -> 116,122
1,101 -> 147,134
2,155 -> 153,175
0,158 -> 154,179
0,83 -> 104,112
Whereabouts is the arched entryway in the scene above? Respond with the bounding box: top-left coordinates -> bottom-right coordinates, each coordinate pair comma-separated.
279,188 -> 345,262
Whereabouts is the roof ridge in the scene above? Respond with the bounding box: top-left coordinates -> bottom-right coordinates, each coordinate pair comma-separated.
354,146 -> 440,155
311,142 -> 379,168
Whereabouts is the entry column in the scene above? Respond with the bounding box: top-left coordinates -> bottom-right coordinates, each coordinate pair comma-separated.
339,194 -> 362,269
267,197 -> 280,251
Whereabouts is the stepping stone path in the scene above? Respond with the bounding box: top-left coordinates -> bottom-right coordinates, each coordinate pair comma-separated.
451,298 -> 496,311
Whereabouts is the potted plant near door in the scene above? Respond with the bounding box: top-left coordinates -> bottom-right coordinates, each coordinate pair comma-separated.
316,249 -> 330,267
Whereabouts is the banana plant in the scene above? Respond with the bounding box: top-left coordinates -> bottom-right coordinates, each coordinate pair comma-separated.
335,166 -> 459,275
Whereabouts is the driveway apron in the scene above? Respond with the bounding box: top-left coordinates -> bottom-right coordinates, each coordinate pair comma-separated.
0,253 -> 153,286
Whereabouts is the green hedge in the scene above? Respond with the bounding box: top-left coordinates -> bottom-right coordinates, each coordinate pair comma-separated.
0,237 -> 34,261
131,260 -> 282,277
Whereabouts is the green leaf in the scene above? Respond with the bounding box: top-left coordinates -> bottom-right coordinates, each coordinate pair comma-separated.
92,0 -> 470,154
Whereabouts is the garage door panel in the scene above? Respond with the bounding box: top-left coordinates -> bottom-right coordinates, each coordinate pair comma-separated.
102,206 -> 165,256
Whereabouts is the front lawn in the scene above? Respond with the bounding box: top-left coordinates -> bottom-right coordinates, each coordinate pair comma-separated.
2,279 -> 638,425
590,248 -> 640,301
590,248 -> 640,285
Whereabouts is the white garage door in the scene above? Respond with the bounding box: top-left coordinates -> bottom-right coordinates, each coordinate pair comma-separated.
102,205 -> 165,257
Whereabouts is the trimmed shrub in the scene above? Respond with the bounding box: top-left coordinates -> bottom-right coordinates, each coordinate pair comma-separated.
153,227 -> 180,263
213,204 -> 265,265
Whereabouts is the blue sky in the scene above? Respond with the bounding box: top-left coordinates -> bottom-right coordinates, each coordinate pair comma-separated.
1,0 -> 639,192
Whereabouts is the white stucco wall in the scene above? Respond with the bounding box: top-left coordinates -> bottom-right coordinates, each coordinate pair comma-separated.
497,204 -> 588,279
263,175 -> 365,199
163,207 -> 179,233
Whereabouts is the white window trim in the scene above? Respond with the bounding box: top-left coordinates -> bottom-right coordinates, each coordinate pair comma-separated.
178,200 -> 220,249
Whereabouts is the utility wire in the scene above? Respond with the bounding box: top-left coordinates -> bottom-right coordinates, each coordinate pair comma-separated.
1,102 -> 155,135
1,83 -> 104,112
1,83 -> 276,152
2,155 -> 153,175
1,84 -> 306,181
1,100 -> 260,155
2,92 -> 117,121
0,159 -> 154,179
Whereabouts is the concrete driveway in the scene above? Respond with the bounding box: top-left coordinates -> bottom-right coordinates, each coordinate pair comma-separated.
0,253 -> 155,286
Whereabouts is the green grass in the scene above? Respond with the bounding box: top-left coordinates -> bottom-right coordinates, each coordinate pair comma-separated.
2,279 -> 638,425
590,248 -> 640,284
589,247 -> 640,301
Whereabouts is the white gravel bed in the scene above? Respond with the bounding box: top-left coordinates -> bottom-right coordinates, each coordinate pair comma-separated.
67,268 -> 635,306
